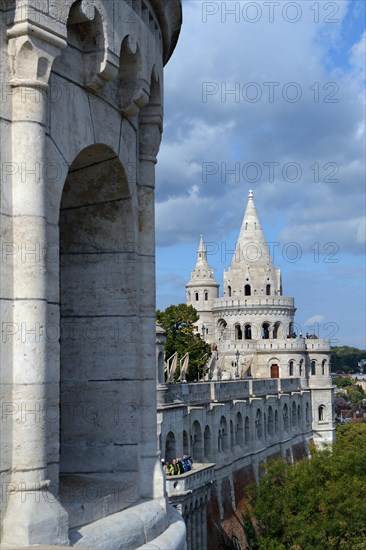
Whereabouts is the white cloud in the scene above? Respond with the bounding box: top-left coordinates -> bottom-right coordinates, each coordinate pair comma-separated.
305,315 -> 326,326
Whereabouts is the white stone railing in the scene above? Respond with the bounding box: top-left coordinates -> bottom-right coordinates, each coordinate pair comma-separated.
214,296 -> 295,309
218,339 -> 308,352
166,378 -> 302,404
166,464 -> 215,497
305,338 -> 331,352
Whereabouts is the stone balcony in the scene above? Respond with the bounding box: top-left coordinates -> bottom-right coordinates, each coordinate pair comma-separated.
165,463 -> 215,498
165,378 -> 302,406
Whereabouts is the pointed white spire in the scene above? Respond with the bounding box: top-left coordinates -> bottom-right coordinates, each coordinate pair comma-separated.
196,234 -> 208,266
225,190 -> 281,296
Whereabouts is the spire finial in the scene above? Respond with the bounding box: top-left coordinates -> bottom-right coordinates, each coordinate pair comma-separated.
248,189 -> 253,199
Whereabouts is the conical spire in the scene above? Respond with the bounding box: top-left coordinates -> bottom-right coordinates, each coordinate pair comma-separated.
196,235 -> 208,266
186,235 -> 219,286
224,190 -> 281,297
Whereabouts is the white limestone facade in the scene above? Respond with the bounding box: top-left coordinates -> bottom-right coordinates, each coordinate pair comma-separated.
185,191 -> 335,446
0,1 -> 185,548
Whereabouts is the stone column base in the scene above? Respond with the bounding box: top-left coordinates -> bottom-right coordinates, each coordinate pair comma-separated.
1,486 -> 69,547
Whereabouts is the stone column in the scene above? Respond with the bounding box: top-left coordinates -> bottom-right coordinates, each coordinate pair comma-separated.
1,23 -> 69,546
137,105 -> 165,502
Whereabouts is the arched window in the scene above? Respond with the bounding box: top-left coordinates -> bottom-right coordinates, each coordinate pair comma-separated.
268,406 -> 274,437
244,324 -> 252,340
288,322 -> 294,338
245,416 -> 250,446
274,409 -> 279,432
292,402 -> 297,429
289,360 -> 294,376
195,292 -> 199,301
245,284 -> 251,296
204,425 -> 211,459
228,286 -> 232,297
183,430 -> 189,455
322,359 -> 326,376
204,291 -> 208,301
236,412 -> 244,448
266,284 -> 271,295
230,420 -> 235,451
235,324 -> 243,340
256,409 -> 262,440
311,360 -> 316,375
262,322 -> 270,339
192,420 -> 203,462
306,402 -> 310,424
297,405 -> 301,426
220,416 -> 228,452
318,405 -> 326,422
299,359 -> 304,377
283,404 -> 289,432
165,431 -> 176,463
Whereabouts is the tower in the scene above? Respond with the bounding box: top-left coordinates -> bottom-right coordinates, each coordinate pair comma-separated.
186,236 -> 219,342
186,190 -> 334,445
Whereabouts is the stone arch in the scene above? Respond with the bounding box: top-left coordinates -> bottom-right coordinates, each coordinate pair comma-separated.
306,402 -> 310,424
266,283 -> 271,295
204,425 -> 211,459
244,324 -> 252,340
245,416 -> 250,445
230,419 -> 235,450
274,409 -> 279,432
220,416 -> 228,452
118,35 -> 145,114
256,409 -> 262,440
183,430 -> 189,455
245,284 -> 251,296
297,404 -> 301,425
318,405 -> 326,422
269,357 -> 280,379
228,285 -> 232,297
283,404 -> 289,432
267,406 -> 274,437
59,144 -> 137,483
235,412 -> 244,448
235,324 -> 243,340
164,432 -> 176,462
289,360 -> 295,376
62,1 -> 107,90
292,402 -> 297,429
192,420 -> 203,461
311,360 -> 316,375
321,359 -> 327,375
262,322 -> 270,339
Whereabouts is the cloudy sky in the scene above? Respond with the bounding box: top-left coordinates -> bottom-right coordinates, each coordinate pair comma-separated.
155,0 -> 365,349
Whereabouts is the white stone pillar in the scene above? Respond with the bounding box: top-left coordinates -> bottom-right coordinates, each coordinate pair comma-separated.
138,106 -> 165,502
1,24 -> 68,546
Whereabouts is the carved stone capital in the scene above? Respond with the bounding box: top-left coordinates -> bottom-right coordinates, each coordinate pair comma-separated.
7,22 -> 67,91
139,107 -> 163,163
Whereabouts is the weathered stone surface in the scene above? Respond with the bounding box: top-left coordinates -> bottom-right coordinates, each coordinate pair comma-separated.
0,0 -> 183,547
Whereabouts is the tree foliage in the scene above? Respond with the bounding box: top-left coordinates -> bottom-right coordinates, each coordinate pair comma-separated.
331,346 -> 366,374
156,304 -> 211,382
246,424 -> 366,549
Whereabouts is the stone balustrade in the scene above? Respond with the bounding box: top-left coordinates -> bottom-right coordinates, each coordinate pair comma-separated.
214,296 -> 295,309
165,378 -> 302,405
166,464 -> 215,497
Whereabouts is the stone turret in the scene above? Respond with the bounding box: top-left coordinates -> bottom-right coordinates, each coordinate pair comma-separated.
186,236 -> 219,341
223,190 -> 281,298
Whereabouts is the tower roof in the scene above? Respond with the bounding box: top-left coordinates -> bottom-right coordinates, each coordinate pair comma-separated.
225,190 -> 281,295
186,235 -> 219,288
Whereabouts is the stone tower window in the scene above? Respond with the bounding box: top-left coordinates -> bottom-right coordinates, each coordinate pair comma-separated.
289,360 -> 294,376
318,405 -> 326,422
195,292 -> 199,301
235,324 -> 243,340
204,291 -> 208,301
228,285 -> 232,297
266,284 -> 271,295
262,322 -> 270,339
245,284 -> 251,296
311,360 -> 316,375
244,324 -> 252,340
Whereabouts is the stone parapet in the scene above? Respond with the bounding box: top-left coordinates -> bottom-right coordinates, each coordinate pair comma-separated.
213,296 -> 295,310
166,463 -> 215,497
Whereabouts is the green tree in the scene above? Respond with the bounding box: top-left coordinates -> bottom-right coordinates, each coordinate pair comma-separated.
156,304 -> 211,382
333,376 -> 353,388
245,425 -> 366,549
331,346 -> 366,374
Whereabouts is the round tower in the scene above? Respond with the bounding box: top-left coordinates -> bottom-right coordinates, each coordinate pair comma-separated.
186,236 -> 219,342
